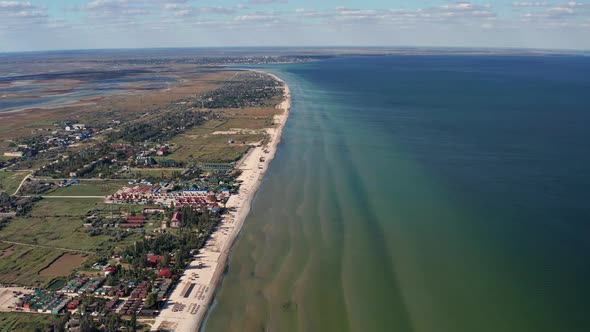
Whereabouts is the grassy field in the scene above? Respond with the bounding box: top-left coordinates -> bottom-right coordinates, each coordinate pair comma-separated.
0,216 -> 109,252
0,244 -> 65,286
0,312 -> 53,332
0,198 -> 150,285
215,107 -> 280,130
168,122 -> 266,163
17,197 -> 100,216
0,199 -> 115,251
129,168 -> 185,178
0,171 -> 29,194
167,138 -> 253,163
162,107 -> 278,164
46,278 -> 67,291
38,253 -> 88,277
45,180 -> 127,196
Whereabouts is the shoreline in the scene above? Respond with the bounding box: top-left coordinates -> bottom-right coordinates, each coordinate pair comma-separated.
151,71 -> 291,332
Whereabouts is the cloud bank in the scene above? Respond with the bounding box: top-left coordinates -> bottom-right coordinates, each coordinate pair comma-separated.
1,0 -> 589,51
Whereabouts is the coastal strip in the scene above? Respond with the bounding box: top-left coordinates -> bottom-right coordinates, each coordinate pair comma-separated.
151,71 -> 291,332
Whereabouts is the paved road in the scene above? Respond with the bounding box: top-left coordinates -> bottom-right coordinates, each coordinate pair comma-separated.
12,172 -> 33,196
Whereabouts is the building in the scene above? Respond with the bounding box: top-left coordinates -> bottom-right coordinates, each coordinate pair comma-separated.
103,266 -> 117,276
147,255 -> 164,267
156,147 -> 168,156
157,269 -> 172,278
3,151 -> 23,158
170,212 -> 182,229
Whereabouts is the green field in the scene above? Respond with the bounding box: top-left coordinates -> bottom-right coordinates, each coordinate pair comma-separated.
129,168 -> 185,178
164,110 -> 275,163
215,107 -> 279,130
0,312 -> 53,332
46,278 -> 67,291
0,171 -> 29,194
0,198 -> 150,285
0,198 -> 142,251
3,215 -> 105,250
45,180 -> 127,196
0,199 -> 111,251
0,244 -> 64,286
169,131 -> 264,163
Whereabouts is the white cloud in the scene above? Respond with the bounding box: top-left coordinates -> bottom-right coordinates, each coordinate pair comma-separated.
80,0 -> 129,11
0,1 -> 35,10
513,2 -> 549,7
250,0 -> 287,4
2,0 -> 590,51
0,1 -> 48,24
520,1 -> 590,22
164,4 -> 236,17
0,1 -> 46,16
235,13 -> 277,22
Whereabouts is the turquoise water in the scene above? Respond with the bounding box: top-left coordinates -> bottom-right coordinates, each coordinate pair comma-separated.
203,56 -> 590,332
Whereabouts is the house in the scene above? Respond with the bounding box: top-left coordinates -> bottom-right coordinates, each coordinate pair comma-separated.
156,147 -> 167,156
3,151 -> 23,158
136,156 -> 156,166
147,254 -> 164,267
67,299 -> 80,310
157,269 -> 172,278
170,212 -> 182,229
144,208 -> 165,214
126,216 -> 146,224
103,266 -> 117,276
119,223 -> 141,228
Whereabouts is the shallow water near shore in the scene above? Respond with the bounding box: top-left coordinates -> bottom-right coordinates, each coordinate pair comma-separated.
203,56 -> 590,332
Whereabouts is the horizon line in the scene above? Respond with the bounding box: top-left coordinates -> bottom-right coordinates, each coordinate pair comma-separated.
1,45 -> 589,56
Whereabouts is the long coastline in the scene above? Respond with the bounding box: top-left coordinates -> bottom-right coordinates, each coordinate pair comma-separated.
151,71 -> 291,332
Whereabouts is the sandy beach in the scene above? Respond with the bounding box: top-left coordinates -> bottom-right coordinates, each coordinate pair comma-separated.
151,71 -> 291,332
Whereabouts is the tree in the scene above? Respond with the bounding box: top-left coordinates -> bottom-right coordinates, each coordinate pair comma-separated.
52,315 -> 67,332
128,312 -> 137,332
144,292 -> 157,309
106,274 -> 116,286
104,313 -> 121,332
80,314 -> 98,332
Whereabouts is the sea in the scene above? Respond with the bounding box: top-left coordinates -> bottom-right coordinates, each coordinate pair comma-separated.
202,55 -> 590,332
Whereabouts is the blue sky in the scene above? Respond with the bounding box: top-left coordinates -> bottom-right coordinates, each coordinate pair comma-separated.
1,0 -> 589,51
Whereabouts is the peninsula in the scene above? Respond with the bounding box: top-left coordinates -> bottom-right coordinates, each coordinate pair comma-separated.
0,49 -> 291,331
152,73 -> 290,331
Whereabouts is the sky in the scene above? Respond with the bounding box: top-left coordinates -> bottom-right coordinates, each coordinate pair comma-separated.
0,0 -> 589,52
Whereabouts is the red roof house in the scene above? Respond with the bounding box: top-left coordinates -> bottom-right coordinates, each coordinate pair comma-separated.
157,269 -> 172,278
147,254 -> 164,266
104,266 -> 117,276
170,212 -> 182,229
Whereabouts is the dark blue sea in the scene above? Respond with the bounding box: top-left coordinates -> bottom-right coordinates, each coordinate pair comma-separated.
204,55 -> 590,332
